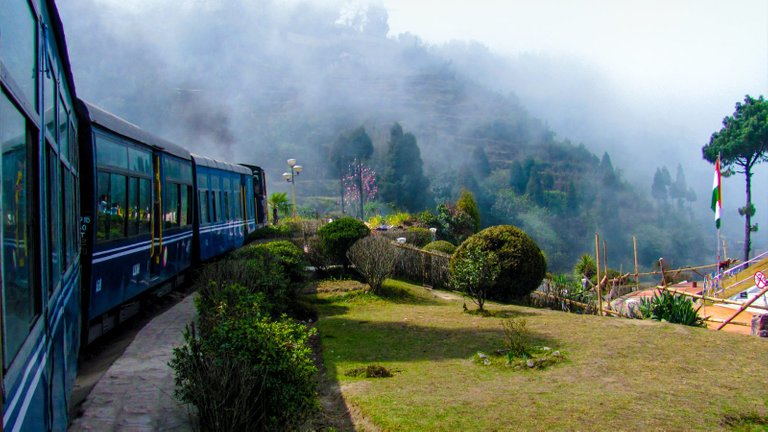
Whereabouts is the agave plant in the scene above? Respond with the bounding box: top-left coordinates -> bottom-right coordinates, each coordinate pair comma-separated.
639,290 -> 706,327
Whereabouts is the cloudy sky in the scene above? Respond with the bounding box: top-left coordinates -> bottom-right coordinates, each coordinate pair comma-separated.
382,0 -> 767,117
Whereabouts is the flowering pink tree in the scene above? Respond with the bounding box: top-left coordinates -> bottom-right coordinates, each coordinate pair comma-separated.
343,160 -> 377,219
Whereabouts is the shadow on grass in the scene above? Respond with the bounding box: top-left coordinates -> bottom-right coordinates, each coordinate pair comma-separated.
463,308 -> 540,319
375,281 -> 442,306
319,317 -> 561,364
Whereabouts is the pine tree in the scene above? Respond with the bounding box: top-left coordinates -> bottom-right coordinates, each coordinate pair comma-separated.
379,123 -> 432,211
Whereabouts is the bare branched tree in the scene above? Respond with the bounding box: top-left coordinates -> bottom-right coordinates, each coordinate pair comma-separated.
347,236 -> 401,294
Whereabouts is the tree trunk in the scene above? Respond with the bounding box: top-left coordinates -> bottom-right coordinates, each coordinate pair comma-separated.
272,205 -> 278,225
744,168 -> 752,264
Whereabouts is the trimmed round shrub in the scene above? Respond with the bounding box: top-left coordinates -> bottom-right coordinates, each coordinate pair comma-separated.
423,240 -> 456,255
451,225 -> 547,300
317,217 -> 370,267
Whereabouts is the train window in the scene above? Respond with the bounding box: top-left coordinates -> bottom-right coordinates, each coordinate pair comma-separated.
235,186 -> 241,219
96,172 -> 127,242
211,192 -> 217,222
96,172 -> 109,241
1,92 -> 38,366
60,164 -> 68,270
69,122 -> 78,171
128,147 -> 151,175
65,172 -> 77,266
127,177 -> 139,236
198,190 -> 208,224
59,97 -> 69,161
223,192 -> 229,221
96,133 -> 128,169
164,183 -> 179,228
47,147 -> 62,290
0,0 -> 37,106
180,185 -> 191,227
44,56 -> 57,140
108,174 -> 127,239
138,179 -> 151,234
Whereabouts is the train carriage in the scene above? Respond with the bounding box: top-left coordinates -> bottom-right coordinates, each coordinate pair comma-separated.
192,154 -> 254,262
1,0 -> 81,430
78,102 -> 194,344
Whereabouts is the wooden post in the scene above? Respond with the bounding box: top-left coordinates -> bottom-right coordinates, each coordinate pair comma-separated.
716,284 -> 768,330
633,236 -> 639,291
603,239 -> 608,279
723,240 -> 727,261
595,233 -> 603,317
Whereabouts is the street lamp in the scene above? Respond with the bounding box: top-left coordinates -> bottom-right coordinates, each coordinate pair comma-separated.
282,158 -> 303,222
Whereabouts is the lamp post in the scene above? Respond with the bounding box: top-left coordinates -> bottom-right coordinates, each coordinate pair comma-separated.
282,158 -> 303,222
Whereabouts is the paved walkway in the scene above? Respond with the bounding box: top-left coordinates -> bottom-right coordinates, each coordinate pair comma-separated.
70,295 -> 197,431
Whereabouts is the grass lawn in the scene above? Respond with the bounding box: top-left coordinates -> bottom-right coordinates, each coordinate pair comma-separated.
307,279 -> 768,431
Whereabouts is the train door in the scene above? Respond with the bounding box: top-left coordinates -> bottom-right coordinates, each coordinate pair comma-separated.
150,154 -> 162,279
240,175 -> 248,234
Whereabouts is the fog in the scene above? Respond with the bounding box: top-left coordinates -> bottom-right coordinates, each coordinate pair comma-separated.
58,0 -> 768,254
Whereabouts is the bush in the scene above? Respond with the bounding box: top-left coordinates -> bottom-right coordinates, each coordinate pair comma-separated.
451,225 -> 547,301
197,258 -> 291,317
405,227 -> 433,247
347,236 -> 401,293
450,244 -> 501,310
245,222 -> 305,243
171,313 -> 317,431
304,236 -> 331,273
317,217 -> 370,269
639,290 -> 706,327
236,241 -> 307,283
423,240 -> 456,255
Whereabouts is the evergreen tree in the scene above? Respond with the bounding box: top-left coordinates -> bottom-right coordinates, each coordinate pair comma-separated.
379,123 -> 432,211
471,145 -> 491,178
525,167 -> 544,205
703,95 -> 768,262
509,160 -> 527,195
600,152 -> 618,187
651,167 -> 670,202
457,188 -> 481,232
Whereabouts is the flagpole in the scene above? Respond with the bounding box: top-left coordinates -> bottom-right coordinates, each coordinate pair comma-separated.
715,153 -> 721,293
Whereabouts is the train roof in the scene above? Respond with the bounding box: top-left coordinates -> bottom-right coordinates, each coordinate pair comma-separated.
80,101 -> 191,160
47,0 -> 79,108
192,153 -> 252,175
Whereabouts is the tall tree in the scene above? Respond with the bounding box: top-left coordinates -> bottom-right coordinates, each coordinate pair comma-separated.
470,145 -> 491,178
379,123 -> 432,211
651,167 -> 671,202
330,126 -> 373,217
457,188 -> 481,233
509,160 -> 528,195
702,95 -> 768,262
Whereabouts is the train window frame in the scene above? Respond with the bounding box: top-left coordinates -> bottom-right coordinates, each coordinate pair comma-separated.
96,172 -> 129,243
1,91 -> 41,368
47,145 -> 62,291
0,0 -> 38,109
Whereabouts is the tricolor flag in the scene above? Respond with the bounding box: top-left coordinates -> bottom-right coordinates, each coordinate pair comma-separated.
711,157 -> 722,229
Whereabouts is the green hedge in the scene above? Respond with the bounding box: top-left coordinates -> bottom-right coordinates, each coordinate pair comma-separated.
317,217 -> 370,267
423,240 -> 456,255
172,285 -> 317,431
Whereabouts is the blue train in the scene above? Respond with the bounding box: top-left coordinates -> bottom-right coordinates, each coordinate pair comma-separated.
0,1 -> 269,430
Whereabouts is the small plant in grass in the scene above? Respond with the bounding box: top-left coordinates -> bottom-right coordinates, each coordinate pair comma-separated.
344,364 -> 395,378
346,236 -> 401,294
639,290 -> 706,327
501,318 -> 530,359
450,244 -> 501,311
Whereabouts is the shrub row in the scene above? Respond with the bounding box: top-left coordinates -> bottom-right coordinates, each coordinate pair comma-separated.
172,242 -> 317,431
